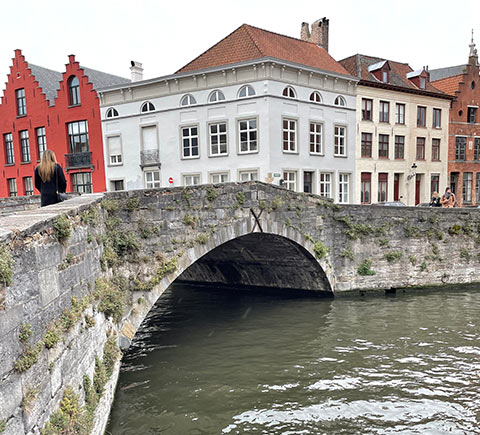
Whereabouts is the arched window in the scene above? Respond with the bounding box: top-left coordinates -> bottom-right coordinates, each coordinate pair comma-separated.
334,96 -> 346,107
141,101 -> 155,112
208,90 -> 225,102
282,86 -> 296,98
309,91 -> 322,103
68,76 -> 80,106
238,85 -> 255,98
106,108 -> 119,118
180,94 -> 197,106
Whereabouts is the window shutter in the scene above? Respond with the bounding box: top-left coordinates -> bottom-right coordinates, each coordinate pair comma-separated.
142,125 -> 158,150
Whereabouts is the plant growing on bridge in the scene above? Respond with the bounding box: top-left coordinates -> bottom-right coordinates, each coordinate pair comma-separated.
53,215 -> 72,244
14,343 -> 43,373
125,197 -> 140,211
206,186 -> 219,202
357,259 -> 376,276
21,387 -> 39,414
95,278 -> 126,323
0,419 -> 5,433
183,213 -> 198,228
182,188 -> 192,207
448,224 -> 462,236
313,241 -> 328,260
101,199 -> 119,214
460,248 -> 471,262
80,205 -> 99,226
43,324 -> 61,349
340,247 -> 354,261
19,321 -> 32,343
195,233 -> 209,245
236,192 -> 245,206
0,244 -> 13,288
384,250 -> 403,263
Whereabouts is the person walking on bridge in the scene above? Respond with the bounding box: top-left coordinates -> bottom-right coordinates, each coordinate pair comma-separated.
440,187 -> 456,208
34,150 -> 67,207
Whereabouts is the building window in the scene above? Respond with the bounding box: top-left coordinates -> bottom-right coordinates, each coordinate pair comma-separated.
334,96 -> 346,106
379,101 -> 389,123
319,173 -> 332,199
16,88 -> 26,116
210,172 -> 229,183
309,91 -> 322,103
239,170 -> 258,181
361,98 -> 372,121
455,137 -> 466,160
68,76 -> 80,106
20,130 -> 30,162
476,173 -> 480,203
107,136 -> 122,165
433,108 -> 441,128
334,126 -> 346,156
463,172 -> 473,203
309,122 -> 323,154
361,133 -> 372,158
106,108 -> 119,118
110,180 -> 124,191
417,106 -> 426,127
67,121 -> 89,153
475,138 -> 480,160
72,172 -> 92,193
23,176 -> 33,195
378,173 -> 388,203
282,171 -> 297,191
208,90 -> 225,102
145,170 -> 160,188
141,101 -> 155,112
181,126 -> 199,158
283,119 -> 297,153
238,119 -> 257,153
36,127 -> 47,160
395,103 -> 405,124
420,76 -> 426,89
382,70 -> 388,83
209,122 -> 227,156
183,174 -> 201,186
4,133 -> 14,164
8,178 -> 17,197
468,107 -> 477,124
432,139 -> 440,161
416,137 -> 425,160
180,94 -> 196,106
238,85 -> 255,98
378,134 -> 389,159
282,86 -> 296,98
394,135 -> 404,159
431,175 -> 440,196
338,173 -> 349,203
361,173 -> 371,204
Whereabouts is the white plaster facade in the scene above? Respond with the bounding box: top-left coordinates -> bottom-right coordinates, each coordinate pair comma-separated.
98,59 -> 358,203
355,85 -> 450,206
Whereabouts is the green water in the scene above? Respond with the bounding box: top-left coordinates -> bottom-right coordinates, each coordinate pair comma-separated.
106,285 -> 480,434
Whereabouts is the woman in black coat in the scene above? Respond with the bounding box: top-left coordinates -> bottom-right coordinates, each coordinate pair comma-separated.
34,150 -> 67,207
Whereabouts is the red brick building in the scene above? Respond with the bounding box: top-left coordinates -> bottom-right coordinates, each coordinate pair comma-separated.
430,40 -> 480,206
0,50 -> 129,197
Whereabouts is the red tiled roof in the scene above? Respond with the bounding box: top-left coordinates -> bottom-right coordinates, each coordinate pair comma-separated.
431,74 -> 463,96
177,24 -> 350,76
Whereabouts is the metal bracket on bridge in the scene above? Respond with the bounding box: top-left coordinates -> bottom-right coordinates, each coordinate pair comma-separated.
250,208 -> 264,233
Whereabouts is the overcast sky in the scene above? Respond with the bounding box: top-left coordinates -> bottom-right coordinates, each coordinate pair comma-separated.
1,0 -> 479,85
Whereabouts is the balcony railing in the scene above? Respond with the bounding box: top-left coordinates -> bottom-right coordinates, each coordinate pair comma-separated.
140,149 -> 161,168
65,152 -> 92,169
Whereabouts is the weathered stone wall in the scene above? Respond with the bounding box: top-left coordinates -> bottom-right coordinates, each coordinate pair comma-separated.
0,196 -> 41,216
1,182 -> 480,434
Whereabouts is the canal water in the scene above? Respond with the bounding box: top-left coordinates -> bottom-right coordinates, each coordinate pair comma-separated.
106,285 -> 480,434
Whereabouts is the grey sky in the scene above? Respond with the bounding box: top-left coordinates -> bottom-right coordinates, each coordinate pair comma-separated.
1,0 -> 479,85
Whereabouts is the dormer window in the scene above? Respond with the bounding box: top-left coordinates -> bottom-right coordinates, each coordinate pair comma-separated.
282,86 -> 296,98
407,68 -> 429,89
382,70 -> 388,83
420,77 -> 426,89
368,60 -> 391,84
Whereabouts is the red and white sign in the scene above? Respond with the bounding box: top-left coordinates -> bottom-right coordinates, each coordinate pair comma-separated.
168,177 -> 174,184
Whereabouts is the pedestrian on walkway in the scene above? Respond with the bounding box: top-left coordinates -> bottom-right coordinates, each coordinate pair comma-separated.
34,150 -> 67,207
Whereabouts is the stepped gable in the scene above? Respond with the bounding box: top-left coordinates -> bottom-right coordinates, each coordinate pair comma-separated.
177,23 -> 351,76
430,74 -> 464,96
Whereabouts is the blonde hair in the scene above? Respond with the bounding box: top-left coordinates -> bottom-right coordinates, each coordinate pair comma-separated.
37,150 -> 57,183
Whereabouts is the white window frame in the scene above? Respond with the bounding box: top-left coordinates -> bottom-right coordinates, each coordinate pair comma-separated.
8,178 -> 17,197
238,85 -> 255,98
237,117 -> 258,154
106,107 -> 119,118
334,96 -> 346,107
334,125 -> 347,157
208,121 -> 228,157
181,125 -> 200,159
209,172 -> 229,184
140,101 -> 155,113
282,118 -> 298,153
208,90 -> 225,103
319,172 -> 332,199
395,103 -> 406,124
282,86 -> 296,98
145,170 -> 160,189
106,134 -> 123,166
238,169 -> 259,182
180,94 -> 197,106
309,121 -> 323,155
309,91 -> 322,103
338,173 -> 350,204
282,170 -> 297,191
183,173 -> 201,186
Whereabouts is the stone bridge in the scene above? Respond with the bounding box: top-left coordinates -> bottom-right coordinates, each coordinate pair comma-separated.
1,182 -> 480,434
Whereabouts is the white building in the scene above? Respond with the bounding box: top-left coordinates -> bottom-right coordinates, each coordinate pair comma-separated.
98,22 -> 358,202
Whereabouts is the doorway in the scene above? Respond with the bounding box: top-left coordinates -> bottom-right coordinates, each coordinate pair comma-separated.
303,171 -> 314,193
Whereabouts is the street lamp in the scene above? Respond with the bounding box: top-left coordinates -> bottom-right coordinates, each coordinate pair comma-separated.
407,163 -> 417,181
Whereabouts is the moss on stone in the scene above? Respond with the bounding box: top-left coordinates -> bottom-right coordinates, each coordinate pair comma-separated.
0,419 -> 5,433
125,197 -> 140,211
357,259 -> 376,276
95,279 -> 126,323
206,187 -> 219,202
183,214 -> 198,228
19,322 -> 32,344
0,244 -> 13,287
44,325 -> 61,349
313,241 -> 327,260
53,215 -> 71,244
80,206 -> 99,226
195,233 -> 209,245
384,250 -> 403,263
340,248 -> 354,261
14,343 -> 42,373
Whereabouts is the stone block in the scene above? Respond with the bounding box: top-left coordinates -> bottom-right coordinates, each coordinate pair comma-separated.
38,267 -> 59,308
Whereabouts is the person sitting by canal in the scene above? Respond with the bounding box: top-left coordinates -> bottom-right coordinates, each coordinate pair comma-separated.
440,187 -> 456,208
34,150 -> 67,207
429,192 -> 441,207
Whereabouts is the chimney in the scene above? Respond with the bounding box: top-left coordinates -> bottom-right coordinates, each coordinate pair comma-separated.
300,17 -> 329,51
130,60 -> 143,82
